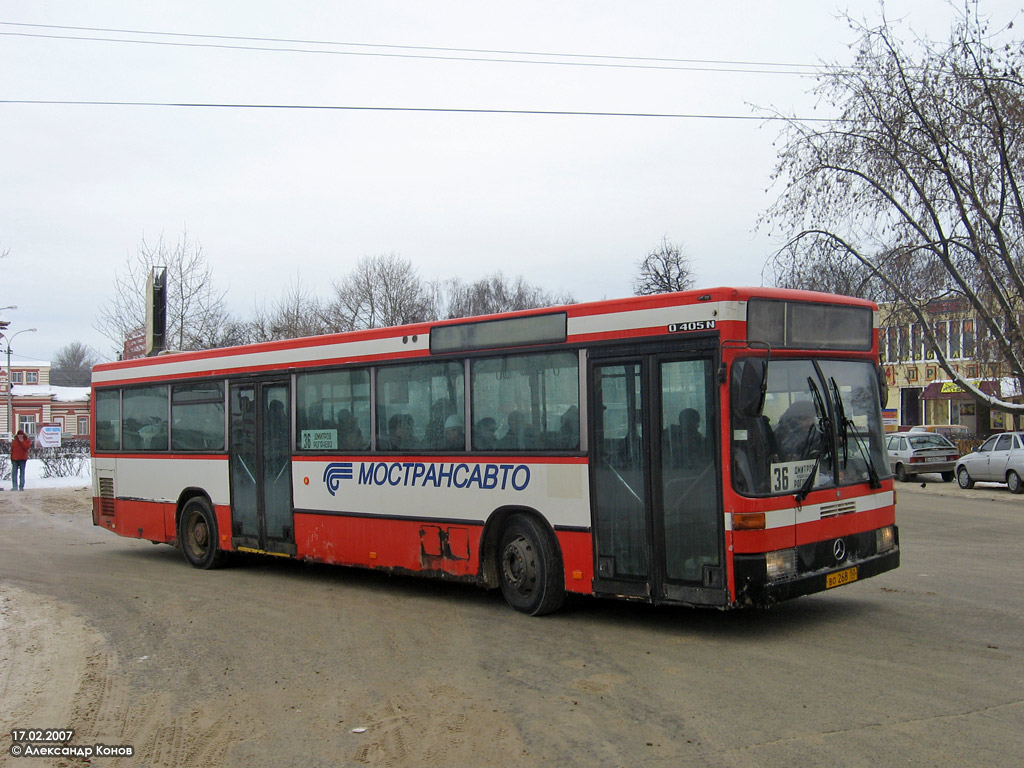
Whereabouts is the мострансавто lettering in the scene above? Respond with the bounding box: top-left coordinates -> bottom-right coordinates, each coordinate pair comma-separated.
323,462 -> 530,495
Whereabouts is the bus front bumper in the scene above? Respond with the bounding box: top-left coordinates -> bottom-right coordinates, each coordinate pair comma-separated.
734,546 -> 901,607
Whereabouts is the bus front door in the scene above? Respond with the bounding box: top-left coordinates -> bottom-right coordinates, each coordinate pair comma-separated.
590,352 -> 725,606
229,381 -> 296,556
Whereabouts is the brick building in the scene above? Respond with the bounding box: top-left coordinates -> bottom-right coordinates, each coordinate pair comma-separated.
0,360 -> 91,440
878,297 -> 1024,435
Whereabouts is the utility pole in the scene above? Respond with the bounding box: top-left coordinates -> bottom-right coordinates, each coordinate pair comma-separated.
0,305 -> 14,437
3,327 -> 37,438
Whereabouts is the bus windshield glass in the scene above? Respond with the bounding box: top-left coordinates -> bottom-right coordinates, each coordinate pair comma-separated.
731,358 -> 888,496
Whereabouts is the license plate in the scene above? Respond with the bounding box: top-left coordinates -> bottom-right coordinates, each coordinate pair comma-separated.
925,456 -> 943,462
826,566 -> 858,589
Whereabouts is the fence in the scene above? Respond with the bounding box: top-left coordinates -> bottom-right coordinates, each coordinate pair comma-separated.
0,438 -> 91,481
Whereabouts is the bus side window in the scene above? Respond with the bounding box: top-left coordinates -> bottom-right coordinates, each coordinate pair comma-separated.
296,369 -> 370,452
378,361 -> 464,453
171,382 -> 225,451
122,386 -> 169,452
470,351 -> 579,453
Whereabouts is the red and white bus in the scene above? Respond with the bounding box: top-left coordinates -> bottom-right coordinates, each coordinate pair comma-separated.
91,287 -> 899,615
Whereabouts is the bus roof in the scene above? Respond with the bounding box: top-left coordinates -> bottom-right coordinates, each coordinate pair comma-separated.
93,286 -> 877,385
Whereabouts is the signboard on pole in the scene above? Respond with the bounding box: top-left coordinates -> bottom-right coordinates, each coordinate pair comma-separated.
123,327 -> 146,361
37,424 -> 62,448
146,266 -> 167,356
882,408 -> 899,431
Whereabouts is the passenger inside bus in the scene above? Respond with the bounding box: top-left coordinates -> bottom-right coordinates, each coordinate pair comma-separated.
336,409 -> 367,450
473,417 -> 498,450
664,408 -> 707,469
774,400 -> 821,461
443,415 -> 465,451
498,411 -> 538,450
427,398 -> 456,448
559,406 -> 580,449
384,413 -> 418,450
305,400 -> 326,430
266,399 -> 287,436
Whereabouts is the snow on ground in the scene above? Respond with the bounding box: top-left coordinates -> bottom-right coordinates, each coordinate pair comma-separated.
3,458 -> 91,490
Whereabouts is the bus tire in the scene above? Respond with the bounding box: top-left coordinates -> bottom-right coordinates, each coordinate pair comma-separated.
179,497 -> 225,570
497,514 -> 565,616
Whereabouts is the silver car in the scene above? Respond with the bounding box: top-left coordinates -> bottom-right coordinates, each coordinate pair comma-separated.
886,432 -> 960,482
955,431 -> 1024,494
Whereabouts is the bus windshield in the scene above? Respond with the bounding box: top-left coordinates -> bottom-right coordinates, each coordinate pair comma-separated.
731,358 -> 889,496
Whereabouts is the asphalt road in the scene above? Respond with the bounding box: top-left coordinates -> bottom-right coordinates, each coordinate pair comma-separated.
1,482 -> 1021,767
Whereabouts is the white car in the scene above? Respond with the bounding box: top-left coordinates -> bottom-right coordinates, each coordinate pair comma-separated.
955,431 -> 1024,494
886,432 -> 959,482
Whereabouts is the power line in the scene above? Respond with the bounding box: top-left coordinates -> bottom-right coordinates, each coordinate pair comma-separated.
0,30 -> 815,75
0,99 -> 833,121
0,21 -> 828,76
0,20 -> 823,68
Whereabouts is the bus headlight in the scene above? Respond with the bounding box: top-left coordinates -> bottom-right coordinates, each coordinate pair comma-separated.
876,526 -> 896,553
765,548 -> 797,581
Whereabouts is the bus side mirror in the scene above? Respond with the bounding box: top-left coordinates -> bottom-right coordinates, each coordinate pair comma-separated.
734,358 -> 767,417
876,365 -> 889,409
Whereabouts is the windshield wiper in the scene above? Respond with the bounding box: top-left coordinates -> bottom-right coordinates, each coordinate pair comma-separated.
829,377 -> 882,489
829,378 -> 850,467
801,377 -> 831,460
795,456 -> 820,502
793,378 -> 831,502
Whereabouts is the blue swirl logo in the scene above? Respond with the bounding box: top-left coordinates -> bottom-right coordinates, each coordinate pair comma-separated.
323,462 -> 354,496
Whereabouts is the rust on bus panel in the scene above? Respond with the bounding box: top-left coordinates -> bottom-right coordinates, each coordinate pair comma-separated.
419,525 -> 471,570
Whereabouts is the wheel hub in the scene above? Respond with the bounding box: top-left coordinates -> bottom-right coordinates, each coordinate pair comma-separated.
502,536 -> 536,593
189,514 -> 209,553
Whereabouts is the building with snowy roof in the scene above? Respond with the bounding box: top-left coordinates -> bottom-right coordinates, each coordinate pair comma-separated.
0,359 -> 91,440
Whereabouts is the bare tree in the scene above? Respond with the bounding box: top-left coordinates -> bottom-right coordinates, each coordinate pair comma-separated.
211,260 -> 576,347
325,253 -> 435,330
633,238 -> 696,295
435,273 -> 575,319
50,342 -> 101,386
95,231 -> 233,353
255,275 -> 331,341
210,318 -> 260,349
205,276 -> 328,347
762,1 -> 1024,414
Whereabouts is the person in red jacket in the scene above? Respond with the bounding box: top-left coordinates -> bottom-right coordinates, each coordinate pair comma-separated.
10,429 -> 30,491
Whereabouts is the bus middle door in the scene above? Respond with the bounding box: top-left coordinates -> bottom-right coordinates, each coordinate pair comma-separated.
229,380 -> 297,556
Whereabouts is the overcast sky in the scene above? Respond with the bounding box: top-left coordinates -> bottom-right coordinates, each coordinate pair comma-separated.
2,0 -> 1020,364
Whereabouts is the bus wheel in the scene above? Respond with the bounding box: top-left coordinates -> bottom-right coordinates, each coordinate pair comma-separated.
498,514 -> 565,616
179,497 -> 225,569
1008,470 -> 1023,495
